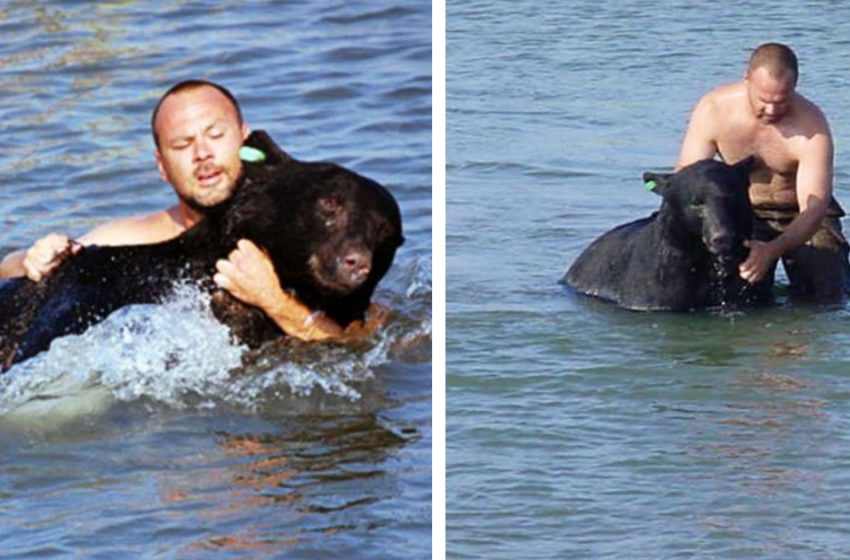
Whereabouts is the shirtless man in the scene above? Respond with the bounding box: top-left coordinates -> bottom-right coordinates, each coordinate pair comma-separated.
676,42 -> 849,301
0,79 -> 346,339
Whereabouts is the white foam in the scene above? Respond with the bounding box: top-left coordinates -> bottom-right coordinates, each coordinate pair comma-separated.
0,257 -> 432,422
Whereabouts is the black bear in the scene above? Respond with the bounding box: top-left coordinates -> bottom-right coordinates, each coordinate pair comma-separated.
562,157 -> 771,310
0,131 -> 404,369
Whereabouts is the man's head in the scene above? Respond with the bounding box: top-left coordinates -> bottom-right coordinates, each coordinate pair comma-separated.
152,80 -> 250,212
745,43 -> 799,124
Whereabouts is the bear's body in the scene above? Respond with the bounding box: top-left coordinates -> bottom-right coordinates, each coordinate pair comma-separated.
0,131 -> 404,369
563,158 -> 770,310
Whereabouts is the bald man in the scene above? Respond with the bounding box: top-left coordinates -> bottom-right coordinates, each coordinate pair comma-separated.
676,42 -> 849,302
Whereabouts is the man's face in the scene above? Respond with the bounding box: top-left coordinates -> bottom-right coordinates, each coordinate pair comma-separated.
746,66 -> 796,125
154,86 -> 249,211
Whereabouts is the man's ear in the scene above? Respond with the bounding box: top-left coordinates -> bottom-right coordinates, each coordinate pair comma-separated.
642,172 -> 673,196
154,149 -> 169,183
241,122 -> 251,141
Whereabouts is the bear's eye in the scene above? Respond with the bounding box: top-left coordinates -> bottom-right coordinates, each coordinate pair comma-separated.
319,196 -> 341,214
318,196 -> 345,228
375,220 -> 394,239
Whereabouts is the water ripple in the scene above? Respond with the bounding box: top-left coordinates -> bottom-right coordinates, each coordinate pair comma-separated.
0,1 -> 430,557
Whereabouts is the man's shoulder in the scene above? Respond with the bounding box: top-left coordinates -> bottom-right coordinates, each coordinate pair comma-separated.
794,92 -> 831,131
687,82 -> 744,126
79,210 -> 179,247
697,81 -> 744,109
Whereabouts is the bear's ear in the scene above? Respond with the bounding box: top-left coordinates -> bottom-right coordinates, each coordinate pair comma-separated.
642,171 -> 673,196
242,130 -> 294,165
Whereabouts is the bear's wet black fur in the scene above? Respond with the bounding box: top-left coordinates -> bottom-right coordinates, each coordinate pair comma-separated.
0,131 -> 404,369
562,157 -> 771,311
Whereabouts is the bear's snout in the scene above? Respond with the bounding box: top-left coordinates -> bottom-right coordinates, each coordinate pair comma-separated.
338,248 -> 372,287
706,231 -> 736,255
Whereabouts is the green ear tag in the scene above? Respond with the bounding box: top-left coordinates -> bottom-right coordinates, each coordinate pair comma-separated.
644,180 -> 657,192
239,146 -> 266,163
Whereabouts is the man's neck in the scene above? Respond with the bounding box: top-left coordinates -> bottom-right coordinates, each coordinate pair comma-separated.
169,202 -> 205,233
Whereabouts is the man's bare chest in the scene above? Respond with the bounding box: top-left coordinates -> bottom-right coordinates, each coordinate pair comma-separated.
717,125 -> 798,174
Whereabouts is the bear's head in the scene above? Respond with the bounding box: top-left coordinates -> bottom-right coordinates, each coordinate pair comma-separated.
643,156 -> 755,273
219,132 -> 404,326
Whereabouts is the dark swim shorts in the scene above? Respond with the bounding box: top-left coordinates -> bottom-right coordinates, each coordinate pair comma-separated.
752,200 -> 850,302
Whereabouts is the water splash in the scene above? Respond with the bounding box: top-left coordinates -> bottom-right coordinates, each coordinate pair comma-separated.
709,258 -> 734,308
0,255 -> 432,419
0,283 -> 243,417
708,254 -> 767,320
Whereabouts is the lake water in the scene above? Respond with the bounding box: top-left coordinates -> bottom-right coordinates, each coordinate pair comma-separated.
0,1 -> 431,558
448,1 -> 850,558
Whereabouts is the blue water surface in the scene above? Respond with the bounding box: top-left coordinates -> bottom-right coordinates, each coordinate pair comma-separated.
0,2 -> 431,558
448,1 -> 850,558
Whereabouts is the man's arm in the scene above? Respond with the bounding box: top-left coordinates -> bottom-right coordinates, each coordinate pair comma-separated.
0,249 -> 26,278
676,94 -> 720,170
0,212 -> 174,281
739,132 -> 833,283
214,239 -> 363,341
0,233 -> 81,281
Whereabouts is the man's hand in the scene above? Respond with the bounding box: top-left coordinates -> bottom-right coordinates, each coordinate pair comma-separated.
213,239 -> 344,341
213,239 -> 282,311
342,302 -> 390,337
22,233 -> 82,282
739,239 -> 779,283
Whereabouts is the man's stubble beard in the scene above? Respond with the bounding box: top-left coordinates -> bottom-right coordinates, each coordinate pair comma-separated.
179,168 -> 244,213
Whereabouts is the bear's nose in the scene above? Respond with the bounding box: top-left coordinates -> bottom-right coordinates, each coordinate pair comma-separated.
340,250 -> 372,284
708,232 -> 734,254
